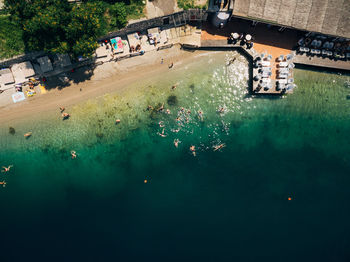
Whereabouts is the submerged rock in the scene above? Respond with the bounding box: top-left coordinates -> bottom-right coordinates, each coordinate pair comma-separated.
9,127 -> 15,135
167,95 -> 178,106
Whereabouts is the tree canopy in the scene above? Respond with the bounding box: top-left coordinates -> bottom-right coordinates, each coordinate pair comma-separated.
4,0 -> 137,58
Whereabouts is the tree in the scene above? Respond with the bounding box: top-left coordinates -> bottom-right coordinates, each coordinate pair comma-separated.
109,2 -> 128,29
4,0 -> 107,58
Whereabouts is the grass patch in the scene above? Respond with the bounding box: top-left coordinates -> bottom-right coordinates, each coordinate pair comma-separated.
177,0 -> 208,10
126,0 -> 146,20
0,15 -> 25,59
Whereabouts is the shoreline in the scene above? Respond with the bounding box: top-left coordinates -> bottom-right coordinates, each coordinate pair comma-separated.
0,46 -> 210,126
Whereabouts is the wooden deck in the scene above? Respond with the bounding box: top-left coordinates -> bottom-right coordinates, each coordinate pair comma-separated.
201,17 -> 350,71
201,20 -> 296,95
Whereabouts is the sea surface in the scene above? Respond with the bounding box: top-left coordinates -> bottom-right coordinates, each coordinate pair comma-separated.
0,51 -> 350,261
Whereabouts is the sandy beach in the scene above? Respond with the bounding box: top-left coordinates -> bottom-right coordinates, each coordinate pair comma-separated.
0,45 -> 205,125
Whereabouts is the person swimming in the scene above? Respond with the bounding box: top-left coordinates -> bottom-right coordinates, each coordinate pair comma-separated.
173,139 -> 181,148
157,103 -> 164,112
0,180 -> 6,187
171,85 -> 176,90
71,150 -> 77,159
24,132 -> 32,138
159,121 -> 165,128
166,109 -> 171,115
198,110 -> 203,120
218,107 -> 225,114
62,112 -> 70,120
158,129 -> 167,137
1,165 -> 13,173
213,143 -> 226,151
190,145 -> 196,156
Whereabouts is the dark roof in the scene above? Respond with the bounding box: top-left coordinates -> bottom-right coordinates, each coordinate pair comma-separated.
232,0 -> 350,38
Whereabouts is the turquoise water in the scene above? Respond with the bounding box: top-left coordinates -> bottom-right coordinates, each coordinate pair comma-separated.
1,51 -> 350,261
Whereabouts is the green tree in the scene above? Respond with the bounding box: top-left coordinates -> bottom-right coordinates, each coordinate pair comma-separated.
109,2 -> 128,29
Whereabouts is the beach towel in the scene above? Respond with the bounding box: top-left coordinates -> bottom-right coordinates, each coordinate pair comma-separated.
12,92 -> 26,103
111,37 -> 124,53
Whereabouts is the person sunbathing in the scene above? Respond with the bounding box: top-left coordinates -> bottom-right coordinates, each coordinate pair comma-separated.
1,165 -> 13,173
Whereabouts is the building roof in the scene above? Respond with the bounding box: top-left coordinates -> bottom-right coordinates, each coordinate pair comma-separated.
0,68 -> 15,85
56,54 -> 72,68
232,0 -> 350,38
11,61 -> 36,79
37,56 -> 53,73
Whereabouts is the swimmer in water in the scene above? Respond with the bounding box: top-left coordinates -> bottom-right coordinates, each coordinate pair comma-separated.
198,110 -> 203,120
71,150 -> 77,159
62,112 -> 70,120
218,107 -> 225,114
190,145 -> 196,156
1,165 -> 13,173
187,109 -> 191,114
174,139 -> 181,148
171,85 -> 176,90
213,143 -> 226,151
159,121 -> 165,128
0,180 -> 6,187
158,129 -> 167,138
166,109 -> 171,114
158,103 -> 164,112
24,132 -> 32,138
172,128 -> 180,133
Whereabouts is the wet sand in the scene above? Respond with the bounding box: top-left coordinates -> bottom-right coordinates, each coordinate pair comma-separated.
0,46 -> 206,125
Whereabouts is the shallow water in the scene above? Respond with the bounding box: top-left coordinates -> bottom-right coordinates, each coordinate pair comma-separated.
1,51 -> 350,261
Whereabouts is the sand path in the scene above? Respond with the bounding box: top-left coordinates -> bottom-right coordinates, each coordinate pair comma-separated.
0,46 -> 205,125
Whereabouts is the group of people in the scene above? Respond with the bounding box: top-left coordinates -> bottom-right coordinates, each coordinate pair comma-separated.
151,94 -> 227,156
1,165 -> 13,188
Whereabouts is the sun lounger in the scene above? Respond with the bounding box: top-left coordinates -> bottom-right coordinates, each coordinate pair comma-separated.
261,78 -> 271,83
278,68 -> 289,74
261,61 -> 270,66
277,79 -> 288,84
261,71 -> 272,77
286,84 -> 294,91
279,61 -> 288,67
